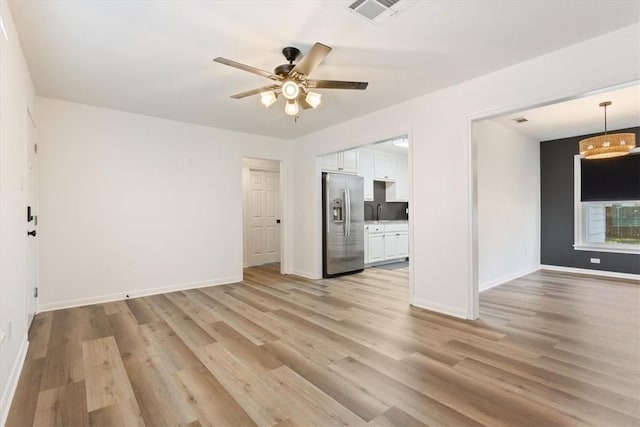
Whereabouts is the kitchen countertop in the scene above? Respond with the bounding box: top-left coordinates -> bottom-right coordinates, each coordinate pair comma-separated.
365,220 -> 408,224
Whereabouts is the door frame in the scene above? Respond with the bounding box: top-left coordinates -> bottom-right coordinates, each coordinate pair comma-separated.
24,105 -> 38,326
241,157 -> 287,274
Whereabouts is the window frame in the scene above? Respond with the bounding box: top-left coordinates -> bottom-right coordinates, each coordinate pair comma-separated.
574,152 -> 640,255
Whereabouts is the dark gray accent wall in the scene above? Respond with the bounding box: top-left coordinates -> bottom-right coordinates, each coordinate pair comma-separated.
540,126 -> 640,274
364,181 -> 408,221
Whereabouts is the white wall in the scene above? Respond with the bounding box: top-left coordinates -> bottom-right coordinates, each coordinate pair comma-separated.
476,120 -> 540,291
0,0 -> 36,421
36,97 -> 291,311
290,24 -> 640,319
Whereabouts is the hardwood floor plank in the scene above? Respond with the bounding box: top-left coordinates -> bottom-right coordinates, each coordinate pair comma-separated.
262,339 -> 390,422
81,336 -> 139,413
32,380 -> 89,427
5,357 -> 45,427
368,406 -> 427,427
194,343 -> 290,426
262,365 -> 367,426
174,367 -> 257,427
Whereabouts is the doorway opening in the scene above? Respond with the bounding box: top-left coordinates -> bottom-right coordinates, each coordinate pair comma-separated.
242,158 -> 283,273
470,82 -> 639,319
317,132 -> 413,303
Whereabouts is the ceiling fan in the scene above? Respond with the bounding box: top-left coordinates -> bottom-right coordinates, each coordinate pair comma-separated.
213,43 -> 368,116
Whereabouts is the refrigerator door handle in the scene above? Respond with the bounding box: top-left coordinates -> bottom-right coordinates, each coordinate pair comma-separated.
343,189 -> 349,237
346,188 -> 351,236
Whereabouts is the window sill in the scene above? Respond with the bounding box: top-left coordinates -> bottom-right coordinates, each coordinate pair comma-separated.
573,244 -> 640,255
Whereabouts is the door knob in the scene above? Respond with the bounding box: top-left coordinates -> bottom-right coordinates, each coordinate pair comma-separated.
27,230 -> 36,237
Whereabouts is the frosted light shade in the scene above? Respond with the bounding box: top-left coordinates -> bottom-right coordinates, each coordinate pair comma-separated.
281,80 -> 300,100
305,91 -> 322,108
260,91 -> 277,108
284,100 -> 299,116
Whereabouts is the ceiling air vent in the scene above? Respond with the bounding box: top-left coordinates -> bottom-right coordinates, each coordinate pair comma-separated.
347,0 -> 416,23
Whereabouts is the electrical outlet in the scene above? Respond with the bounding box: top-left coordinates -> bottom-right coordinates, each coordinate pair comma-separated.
590,258 -> 601,264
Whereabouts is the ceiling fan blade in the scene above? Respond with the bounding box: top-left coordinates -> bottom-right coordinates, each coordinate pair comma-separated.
213,57 -> 282,81
297,93 -> 313,110
306,79 -> 368,90
290,43 -> 332,77
230,84 -> 280,99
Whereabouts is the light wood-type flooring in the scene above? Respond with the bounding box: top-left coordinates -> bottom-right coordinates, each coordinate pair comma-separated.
6,265 -> 640,426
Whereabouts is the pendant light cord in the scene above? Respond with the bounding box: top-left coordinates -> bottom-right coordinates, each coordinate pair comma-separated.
604,103 -> 608,135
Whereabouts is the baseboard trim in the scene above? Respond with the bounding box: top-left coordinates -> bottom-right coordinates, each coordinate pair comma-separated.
411,298 -> 468,320
479,265 -> 541,292
540,264 -> 640,281
38,275 -> 243,312
289,270 -> 320,280
0,337 -> 29,426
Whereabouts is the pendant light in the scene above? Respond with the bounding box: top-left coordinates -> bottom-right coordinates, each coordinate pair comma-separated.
579,101 -> 636,159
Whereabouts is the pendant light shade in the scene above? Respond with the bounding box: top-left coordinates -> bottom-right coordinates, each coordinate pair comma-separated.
579,101 -> 636,159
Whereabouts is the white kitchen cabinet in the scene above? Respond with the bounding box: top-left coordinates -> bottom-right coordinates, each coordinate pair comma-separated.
322,149 -> 359,174
385,232 -> 408,259
386,155 -> 409,202
368,233 -> 385,262
365,223 -> 409,264
322,153 -> 340,171
341,149 -> 359,174
373,152 -> 397,181
358,150 -> 374,201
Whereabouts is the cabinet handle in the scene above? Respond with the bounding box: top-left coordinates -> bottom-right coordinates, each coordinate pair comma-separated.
396,233 -> 400,236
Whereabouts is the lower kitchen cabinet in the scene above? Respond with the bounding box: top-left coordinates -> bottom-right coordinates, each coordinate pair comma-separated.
368,233 -> 386,262
364,223 -> 408,264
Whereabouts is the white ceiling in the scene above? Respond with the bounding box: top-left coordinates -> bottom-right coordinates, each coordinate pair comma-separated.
9,1 -> 640,139
492,84 -> 640,142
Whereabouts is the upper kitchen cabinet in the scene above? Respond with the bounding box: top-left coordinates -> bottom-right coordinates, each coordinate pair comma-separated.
373,152 -> 397,181
386,155 -> 409,202
321,149 -> 359,174
358,150 -> 374,201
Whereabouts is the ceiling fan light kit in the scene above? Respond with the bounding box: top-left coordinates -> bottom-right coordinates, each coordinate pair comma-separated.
579,101 -> 636,159
213,42 -> 368,118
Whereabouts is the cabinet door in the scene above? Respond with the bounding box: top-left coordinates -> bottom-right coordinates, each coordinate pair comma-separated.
395,156 -> 409,201
358,150 -> 374,201
341,149 -> 359,174
397,232 -> 409,257
383,233 -> 398,259
386,155 -> 408,202
322,153 -> 340,172
368,234 -> 385,262
374,152 -> 397,180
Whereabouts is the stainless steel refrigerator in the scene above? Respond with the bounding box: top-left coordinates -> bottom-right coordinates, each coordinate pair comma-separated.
322,172 -> 365,278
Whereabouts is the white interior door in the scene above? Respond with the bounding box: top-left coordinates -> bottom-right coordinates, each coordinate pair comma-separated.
247,169 -> 280,266
25,109 -> 38,326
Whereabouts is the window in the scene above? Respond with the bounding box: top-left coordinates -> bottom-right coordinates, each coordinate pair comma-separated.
574,153 -> 640,254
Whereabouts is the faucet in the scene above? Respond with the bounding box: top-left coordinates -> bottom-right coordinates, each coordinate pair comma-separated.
376,203 -> 382,221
